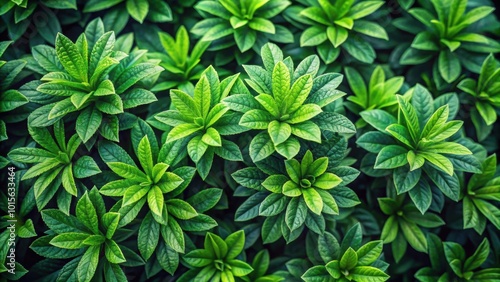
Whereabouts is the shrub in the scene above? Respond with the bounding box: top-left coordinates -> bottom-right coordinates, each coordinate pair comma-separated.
1,1 -> 500,282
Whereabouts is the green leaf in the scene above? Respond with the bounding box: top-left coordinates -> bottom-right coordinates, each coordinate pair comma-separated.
409,179 -> 432,214
476,102 -> 497,125
356,241 -> 383,266
360,110 -> 397,132
0,89 -> 28,112
135,136 -> 153,175
104,261 -> 127,282
381,216 -> 398,243
287,104 -> 322,124
201,127 -> 222,147
473,198 -> 500,229
77,245 -> 100,282
107,162 -> 148,182
443,241 -> 465,262
235,192 -> 268,221
115,63 -> 163,94
186,188 -> 222,213
386,124 -> 413,148
343,36 -> 376,64
76,193 -> 99,234
214,139 -> 243,161
105,240 -> 126,264
396,95 -> 419,142
421,105 -> 448,139
353,20 -> 388,40
302,188 -> 323,215
340,247 -> 358,270
73,156 -> 101,178
268,120 -> 291,145
375,145 -> 408,169
425,165 -> 460,201
167,123 -> 203,142
275,137 -> 300,160
227,259 -> 254,277
194,75 -> 211,118
50,232 -> 90,249
350,266 -> 390,281
302,265 -> 331,282
300,26 -> 328,47
162,215 -> 185,253
240,109 -> 274,129
102,212 -> 120,239
76,106 -> 102,143
289,121 -> 321,143
121,88 -> 157,108
249,132 -> 275,162
260,193 -> 287,216
126,0 -> 149,23
32,45 -> 64,72
166,199 -> 198,220
287,74 -> 314,113
260,43 -> 283,72
225,230 -> 245,259
294,55 -> 320,82
249,17 -> 275,34
138,212 -> 160,260
464,239 -> 489,271
56,33 -> 87,82
183,249 -> 213,268
327,26 -> 348,48
285,197 -> 308,232
61,164 -> 77,196
400,220 -> 427,253
438,51 -> 461,83
99,140 -> 134,166
318,232 -> 340,263
261,215 -> 283,244
420,152 -> 454,176
356,132 -> 395,153
272,61 -> 291,108
147,185 -> 164,217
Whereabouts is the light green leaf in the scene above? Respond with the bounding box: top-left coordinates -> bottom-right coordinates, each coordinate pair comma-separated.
302,188 -> 323,215
375,145 -> 408,169
77,245 -> 99,282
126,0 -> 149,23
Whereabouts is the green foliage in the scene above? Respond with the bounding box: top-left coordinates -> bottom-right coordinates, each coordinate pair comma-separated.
9,120 -> 101,210
302,224 -> 389,282
179,230 -> 254,281
358,84 -> 481,213
153,65 -> 247,179
225,43 -> 351,161
0,0 -> 70,43
232,136 -> 360,243
286,0 -> 387,64
33,188 -> 127,282
150,26 -> 210,93
3,1 -> 500,282
83,0 -> 173,24
28,18 -> 163,144
345,65 -> 404,127
415,235 -> 500,281
458,54 -> 500,140
462,154 -> 500,234
0,41 -> 28,146
379,196 -> 444,261
193,0 -> 293,53
398,0 -> 500,83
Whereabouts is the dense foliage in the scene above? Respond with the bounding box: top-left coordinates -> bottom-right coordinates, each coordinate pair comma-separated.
1,0 -> 500,281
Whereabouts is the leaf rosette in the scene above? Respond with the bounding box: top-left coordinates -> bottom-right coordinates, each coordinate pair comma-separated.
224,43 -> 353,162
